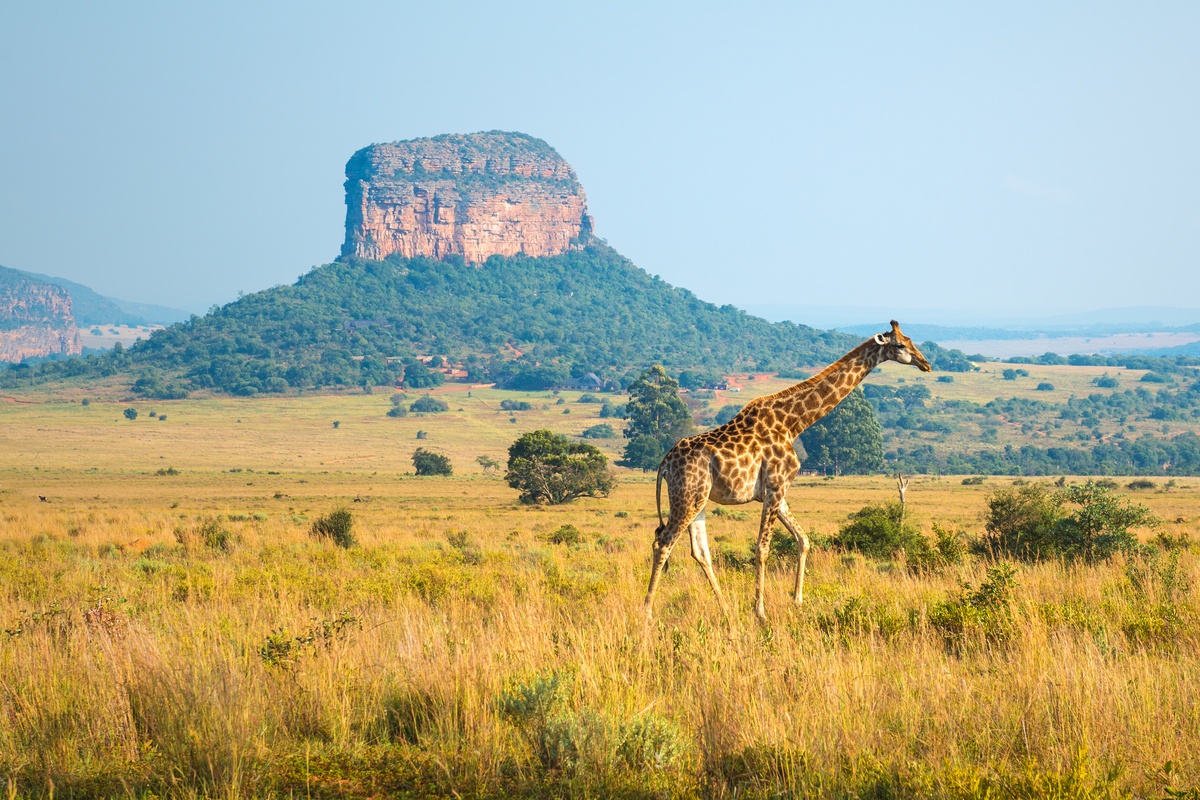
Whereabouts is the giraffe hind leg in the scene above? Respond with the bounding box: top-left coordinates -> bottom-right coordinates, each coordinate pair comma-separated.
644,516 -> 689,619
688,509 -> 728,613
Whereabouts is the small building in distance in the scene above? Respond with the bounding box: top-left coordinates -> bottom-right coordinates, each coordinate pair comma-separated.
558,372 -> 605,392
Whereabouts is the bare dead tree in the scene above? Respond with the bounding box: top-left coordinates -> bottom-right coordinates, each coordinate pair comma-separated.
896,473 -> 910,524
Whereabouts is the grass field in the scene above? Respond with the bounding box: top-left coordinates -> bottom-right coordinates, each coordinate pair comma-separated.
3,389 -> 1200,798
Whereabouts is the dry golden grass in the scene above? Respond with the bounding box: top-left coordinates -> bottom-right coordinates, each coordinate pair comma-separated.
3,392 -> 1200,798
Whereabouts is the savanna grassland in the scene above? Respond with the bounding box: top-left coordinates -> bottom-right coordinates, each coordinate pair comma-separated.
3,386 -> 1200,799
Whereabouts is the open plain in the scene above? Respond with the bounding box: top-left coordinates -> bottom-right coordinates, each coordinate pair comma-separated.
2,386 -> 1200,798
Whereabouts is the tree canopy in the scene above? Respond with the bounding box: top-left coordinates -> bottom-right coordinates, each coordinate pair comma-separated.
798,387 -> 883,475
505,429 -> 615,504
618,365 -> 695,471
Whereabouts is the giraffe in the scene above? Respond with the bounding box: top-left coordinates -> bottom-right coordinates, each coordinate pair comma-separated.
643,320 -> 932,621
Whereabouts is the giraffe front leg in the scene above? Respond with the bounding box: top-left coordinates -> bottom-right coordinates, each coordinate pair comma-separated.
777,498 -> 811,605
753,493 -> 784,622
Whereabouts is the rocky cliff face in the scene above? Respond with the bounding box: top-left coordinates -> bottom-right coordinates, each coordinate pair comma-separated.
342,132 -> 593,263
0,267 -> 83,362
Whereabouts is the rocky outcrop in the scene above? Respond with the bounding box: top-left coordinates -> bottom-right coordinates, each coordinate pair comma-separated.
342,132 -> 593,263
0,267 -> 83,362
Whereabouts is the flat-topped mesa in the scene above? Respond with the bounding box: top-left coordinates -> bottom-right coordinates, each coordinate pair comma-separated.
341,131 -> 593,263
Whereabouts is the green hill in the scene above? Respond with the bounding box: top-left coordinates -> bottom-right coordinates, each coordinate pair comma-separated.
3,244 -> 858,397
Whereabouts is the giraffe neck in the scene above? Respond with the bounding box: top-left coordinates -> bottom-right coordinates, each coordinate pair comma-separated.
764,340 -> 884,440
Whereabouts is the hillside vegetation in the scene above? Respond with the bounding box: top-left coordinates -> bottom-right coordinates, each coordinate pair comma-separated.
1,245 -> 856,397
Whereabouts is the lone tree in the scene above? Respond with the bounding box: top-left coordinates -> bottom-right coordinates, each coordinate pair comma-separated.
505,429 -> 615,504
797,387 -> 883,475
618,365 -> 695,471
123,407 -> 138,421
412,448 -> 453,476
410,395 -> 449,413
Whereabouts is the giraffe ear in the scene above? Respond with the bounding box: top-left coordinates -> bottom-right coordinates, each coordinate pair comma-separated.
873,334 -> 887,345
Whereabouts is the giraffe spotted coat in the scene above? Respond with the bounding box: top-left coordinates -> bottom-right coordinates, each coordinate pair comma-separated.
643,321 -> 932,621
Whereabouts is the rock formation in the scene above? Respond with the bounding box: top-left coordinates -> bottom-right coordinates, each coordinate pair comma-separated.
0,267 -> 83,362
342,131 -> 593,263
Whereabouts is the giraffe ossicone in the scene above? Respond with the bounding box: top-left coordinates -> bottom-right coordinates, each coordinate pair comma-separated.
643,320 -> 932,622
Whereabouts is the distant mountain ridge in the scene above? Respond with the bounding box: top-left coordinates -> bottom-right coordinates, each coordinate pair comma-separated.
0,266 -> 82,362
0,264 -> 188,326
751,304 -> 1200,335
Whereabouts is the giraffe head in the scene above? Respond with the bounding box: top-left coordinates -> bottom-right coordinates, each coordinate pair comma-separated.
873,320 -> 932,371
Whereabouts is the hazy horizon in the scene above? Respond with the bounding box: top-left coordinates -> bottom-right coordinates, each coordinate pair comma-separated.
2,3 -> 1198,320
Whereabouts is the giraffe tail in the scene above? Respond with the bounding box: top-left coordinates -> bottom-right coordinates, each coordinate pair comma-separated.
654,460 -> 670,572
655,460 -> 666,534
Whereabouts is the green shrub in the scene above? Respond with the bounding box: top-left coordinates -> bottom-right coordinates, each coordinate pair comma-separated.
498,671 -> 565,728
616,713 -> 687,771
1036,382 -> 1055,391
411,395 -> 449,413
817,596 -> 905,641
978,483 -> 1063,560
546,524 -> 582,545
1054,482 -> 1159,563
832,503 -> 932,563
310,508 -> 356,548
961,476 -> 986,485
931,523 -> 968,565
445,529 -> 483,564
498,672 -> 684,775
929,563 -> 1018,648
198,518 -> 230,551
412,448 -> 453,476
581,423 -> 616,439
1127,478 -> 1156,490
500,399 -> 532,411
538,710 -> 612,773
123,407 -> 138,421
386,404 -> 408,417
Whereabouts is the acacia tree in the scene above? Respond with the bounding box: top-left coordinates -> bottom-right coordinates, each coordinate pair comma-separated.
618,365 -> 695,471
506,429 -> 615,504
412,448 -> 453,476
797,387 -> 883,475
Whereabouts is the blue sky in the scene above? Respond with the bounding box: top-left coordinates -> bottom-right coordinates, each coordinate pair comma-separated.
1,2 -> 1197,324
